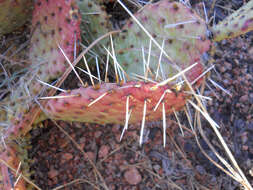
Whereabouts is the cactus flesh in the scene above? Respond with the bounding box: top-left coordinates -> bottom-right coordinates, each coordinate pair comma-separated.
44,81 -> 188,124
0,0 -> 33,35
212,0 -> 253,42
114,0 -> 211,83
4,0 -> 81,139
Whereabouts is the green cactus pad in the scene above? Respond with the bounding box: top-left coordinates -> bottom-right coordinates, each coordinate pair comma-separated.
77,0 -> 112,47
212,1 -> 253,42
114,0 -> 211,83
0,0 -> 33,35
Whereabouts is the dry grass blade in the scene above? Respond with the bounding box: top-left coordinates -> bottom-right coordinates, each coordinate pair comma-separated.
52,178 -> 100,190
152,62 -> 199,88
173,108 -> 184,137
167,130 -> 191,167
117,0 -> 176,66
36,79 -> 67,93
193,110 -> 241,182
58,45 -> 85,87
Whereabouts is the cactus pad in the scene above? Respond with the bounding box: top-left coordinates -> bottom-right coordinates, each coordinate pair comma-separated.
114,0 -> 211,83
77,0 -> 112,46
212,1 -> 253,42
0,142 -> 30,190
29,0 -> 81,84
0,0 -> 33,35
44,81 -> 188,124
4,0 -> 81,138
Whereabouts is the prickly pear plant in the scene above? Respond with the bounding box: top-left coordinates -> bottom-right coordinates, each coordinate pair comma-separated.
212,0 -> 253,42
40,0 -> 212,125
1,0 -> 253,189
0,0 -> 81,189
14,0 -> 212,129
0,0 -> 33,35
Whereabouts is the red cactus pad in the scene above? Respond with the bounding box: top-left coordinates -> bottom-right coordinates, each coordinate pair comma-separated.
4,0 -> 81,139
4,105 -> 46,139
44,81 -> 188,124
29,0 -> 81,84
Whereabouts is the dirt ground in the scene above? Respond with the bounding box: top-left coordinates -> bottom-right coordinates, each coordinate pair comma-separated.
0,0 -> 252,189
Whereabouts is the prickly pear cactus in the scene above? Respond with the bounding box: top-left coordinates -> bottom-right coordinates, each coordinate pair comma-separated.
0,0 -> 33,35
212,0 -> 253,42
114,1 -> 211,83
2,0 -> 253,189
29,0 -> 211,126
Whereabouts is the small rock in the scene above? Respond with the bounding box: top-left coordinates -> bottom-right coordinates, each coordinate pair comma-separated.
84,151 -> 95,160
94,131 -> 102,138
224,61 -> 232,70
99,145 -> 110,158
48,168 -> 58,179
124,167 -> 142,185
242,145 -> 248,151
196,165 -> 206,175
239,95 -> 248,102
248,47 -> 253,58
62,153 -> 73,161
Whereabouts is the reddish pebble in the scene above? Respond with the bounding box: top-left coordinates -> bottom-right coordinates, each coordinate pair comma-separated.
48,168 -> 58,179
239,95 -> 248,102
99,145 -> 110,158
124,167 -> 142,185
95,131 -> 102,138
85,151 -> 95,160
62,153 -> 73,161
